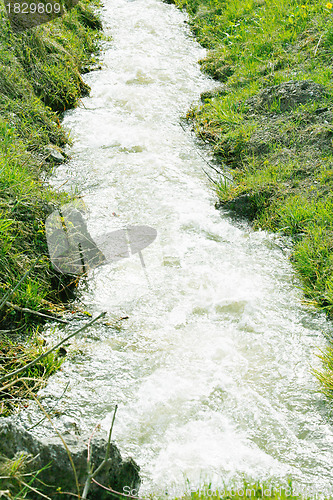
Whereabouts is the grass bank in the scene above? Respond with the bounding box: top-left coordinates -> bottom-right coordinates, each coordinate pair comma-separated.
171,0 -> 333,399
0,0 -> 102,416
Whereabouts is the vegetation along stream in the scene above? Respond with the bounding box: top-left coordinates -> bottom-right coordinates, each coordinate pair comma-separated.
19,0 -> 333,496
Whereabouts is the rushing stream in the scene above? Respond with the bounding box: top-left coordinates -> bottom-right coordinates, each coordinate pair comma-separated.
21,0 -> 333,495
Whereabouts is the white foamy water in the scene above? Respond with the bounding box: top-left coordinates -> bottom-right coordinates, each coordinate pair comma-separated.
21,0 -> 333,495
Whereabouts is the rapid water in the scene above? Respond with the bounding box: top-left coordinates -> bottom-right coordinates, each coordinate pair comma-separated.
23,0 -> 333,495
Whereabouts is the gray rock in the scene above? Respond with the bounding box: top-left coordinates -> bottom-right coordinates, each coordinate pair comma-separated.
44,144 -> 66,163
0,417 -> 140,499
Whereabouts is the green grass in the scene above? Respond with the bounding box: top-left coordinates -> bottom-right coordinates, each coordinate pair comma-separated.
0,331 -> 64,417
0,0 -> 102,412
0,452 -> 50,499
171,0 -> 333,398
0,0 -> 102,331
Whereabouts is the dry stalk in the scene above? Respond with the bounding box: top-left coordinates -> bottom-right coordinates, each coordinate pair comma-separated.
81,405 -> 118,500
5,302 -> 70,325
0,312 -> 106,384
23,382 -> 81,499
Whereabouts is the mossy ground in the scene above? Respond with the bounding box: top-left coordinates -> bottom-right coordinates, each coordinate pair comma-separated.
171,0 -> 333,399
0,0 -> 102,417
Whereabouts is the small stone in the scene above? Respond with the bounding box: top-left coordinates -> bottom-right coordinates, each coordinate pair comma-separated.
44,144 -> 66,163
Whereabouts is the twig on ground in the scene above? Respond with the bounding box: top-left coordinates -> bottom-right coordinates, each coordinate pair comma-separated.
0,324 -> 26,334
179,120 -> 233,182
87,423 -> 101,464
23,382 -> 81,499
0,377 -> 44,393
92,478 -> 141,499
5,302 -> 70,325
202,167 -> 218,185
314,34 -> 323,56
57,492 -> 82,498
197,146 -> 232,180
101,316 -> 129,328
19,479 -> 52,499
81,405 -> 118,500
0,312 -> 106,383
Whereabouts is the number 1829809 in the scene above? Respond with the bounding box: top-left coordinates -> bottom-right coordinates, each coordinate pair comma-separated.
6,2 -> 61,14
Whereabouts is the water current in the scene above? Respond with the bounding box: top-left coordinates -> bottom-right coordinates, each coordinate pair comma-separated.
21,0 -> 333,495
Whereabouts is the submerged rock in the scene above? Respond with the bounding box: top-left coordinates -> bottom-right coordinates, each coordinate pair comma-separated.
44,144 -> 66,163
0,417 -> 141,499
